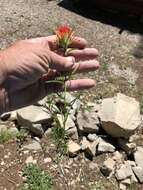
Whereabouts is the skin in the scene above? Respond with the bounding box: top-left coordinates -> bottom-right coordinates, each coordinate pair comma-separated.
0,35 -> 99,114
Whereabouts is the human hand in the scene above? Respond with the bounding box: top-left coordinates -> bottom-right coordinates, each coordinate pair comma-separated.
0,36 -> 99,113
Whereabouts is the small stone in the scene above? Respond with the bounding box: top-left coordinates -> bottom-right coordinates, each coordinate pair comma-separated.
23,140 -> 41,151
85,139 -> 100,157
117,138 -> 136,155
68,140 -> 81,157
44,128 -> 52,137
89,162 -> 98,170
81,137 -> 89,151
121,178 -> 131,185
119,183 -> 127,190
1,161 -> 5,166
98,139 -> 115,153
132,166 -> 143,183
126,160 -> 136,167
134,147 -> 143,168
115,162 -> 133,181
87,134 -> 98,142
112,151 -> 123,164
77,109 -> 100,134
44,157 -> 52,163
25,156 -> 37,164
100,158 -> 115,177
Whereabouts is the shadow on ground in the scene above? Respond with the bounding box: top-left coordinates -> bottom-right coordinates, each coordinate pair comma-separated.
58,0 -> 143,35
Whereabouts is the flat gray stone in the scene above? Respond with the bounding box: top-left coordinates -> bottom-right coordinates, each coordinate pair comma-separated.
77,110 -> 100,134
115,162 -> 133,181
17,105 -> 52,125
132,166 -> 143,183
98,139 -> 115,153
134,147 -> 143,168
100,158 -> 115,177
23,140 -> 42,151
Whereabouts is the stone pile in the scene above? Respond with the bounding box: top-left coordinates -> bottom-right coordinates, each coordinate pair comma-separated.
1,93 -> 142,190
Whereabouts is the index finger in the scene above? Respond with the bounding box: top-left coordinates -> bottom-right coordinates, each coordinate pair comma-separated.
28,35 -> 87,50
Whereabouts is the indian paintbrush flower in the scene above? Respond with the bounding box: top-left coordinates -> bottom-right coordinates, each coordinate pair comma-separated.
55,25 -> 74,52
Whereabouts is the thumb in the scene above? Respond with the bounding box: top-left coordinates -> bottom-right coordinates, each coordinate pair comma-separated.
48,51 -> 75,71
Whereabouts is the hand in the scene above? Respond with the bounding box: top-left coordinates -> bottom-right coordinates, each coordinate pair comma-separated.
0,36 -> 99,113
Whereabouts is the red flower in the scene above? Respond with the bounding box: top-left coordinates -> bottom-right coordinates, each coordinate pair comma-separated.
55,25 -> 74,51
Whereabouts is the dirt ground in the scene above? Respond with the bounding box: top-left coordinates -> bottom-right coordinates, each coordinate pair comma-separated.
0,0 -> 143,189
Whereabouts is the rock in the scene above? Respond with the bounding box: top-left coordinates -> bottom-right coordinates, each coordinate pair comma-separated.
77,109 -> 100,134
17,105 -> 52,135
89,162 -> 98,170
117,138 -> 136,155
119,183 -> 127,190
56,115 -> 78,140
81,137 -> 100,157
0,112 -> 11,121
62,92 -> 81,112
134,147 -> 143,168
99,93 -> 141,138
23,140 -> 42,151
87,134 -> 98,142
44,157 -> 52,163
100,158 -> 115,177
81,137 -> 89,151
126,160 -> 136,167
132,166 -> 143,183
112,151 -> 123,164
44,128 -> 52,137
8,127 -> 19,135
25,156 -> 37,165
121,178 -> 131,186
85,139 -> 100,157
0,125 -> 8,132
98,139 -> 115,153
30,123 -> 44,137
115,162 -> 133,181
67,140 -> 81,157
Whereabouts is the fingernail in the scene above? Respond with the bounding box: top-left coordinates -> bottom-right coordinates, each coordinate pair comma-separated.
66,56 -> 75,64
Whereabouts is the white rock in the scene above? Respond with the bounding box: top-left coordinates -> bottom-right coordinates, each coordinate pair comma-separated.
99,93 -> 141,138
98,139 -> 115,153
81,137 -> 89,151
85,139 -> 100,157
115,162 -> 133,181
119,183 -> 127,190
44,157 -> 52,163
89,162 -> 98,170
121,178 -> 131,185
87,134 -> 98,142
25,156 -> 37,164
23,140 -> 42,151
134,147 -> 143,168
68,140 -> 81,157
100,158 -> 115,177
117,138 -> 136,155
77,110 -> 100,134
132,166 -> 143,183
112,151 -> 123,164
